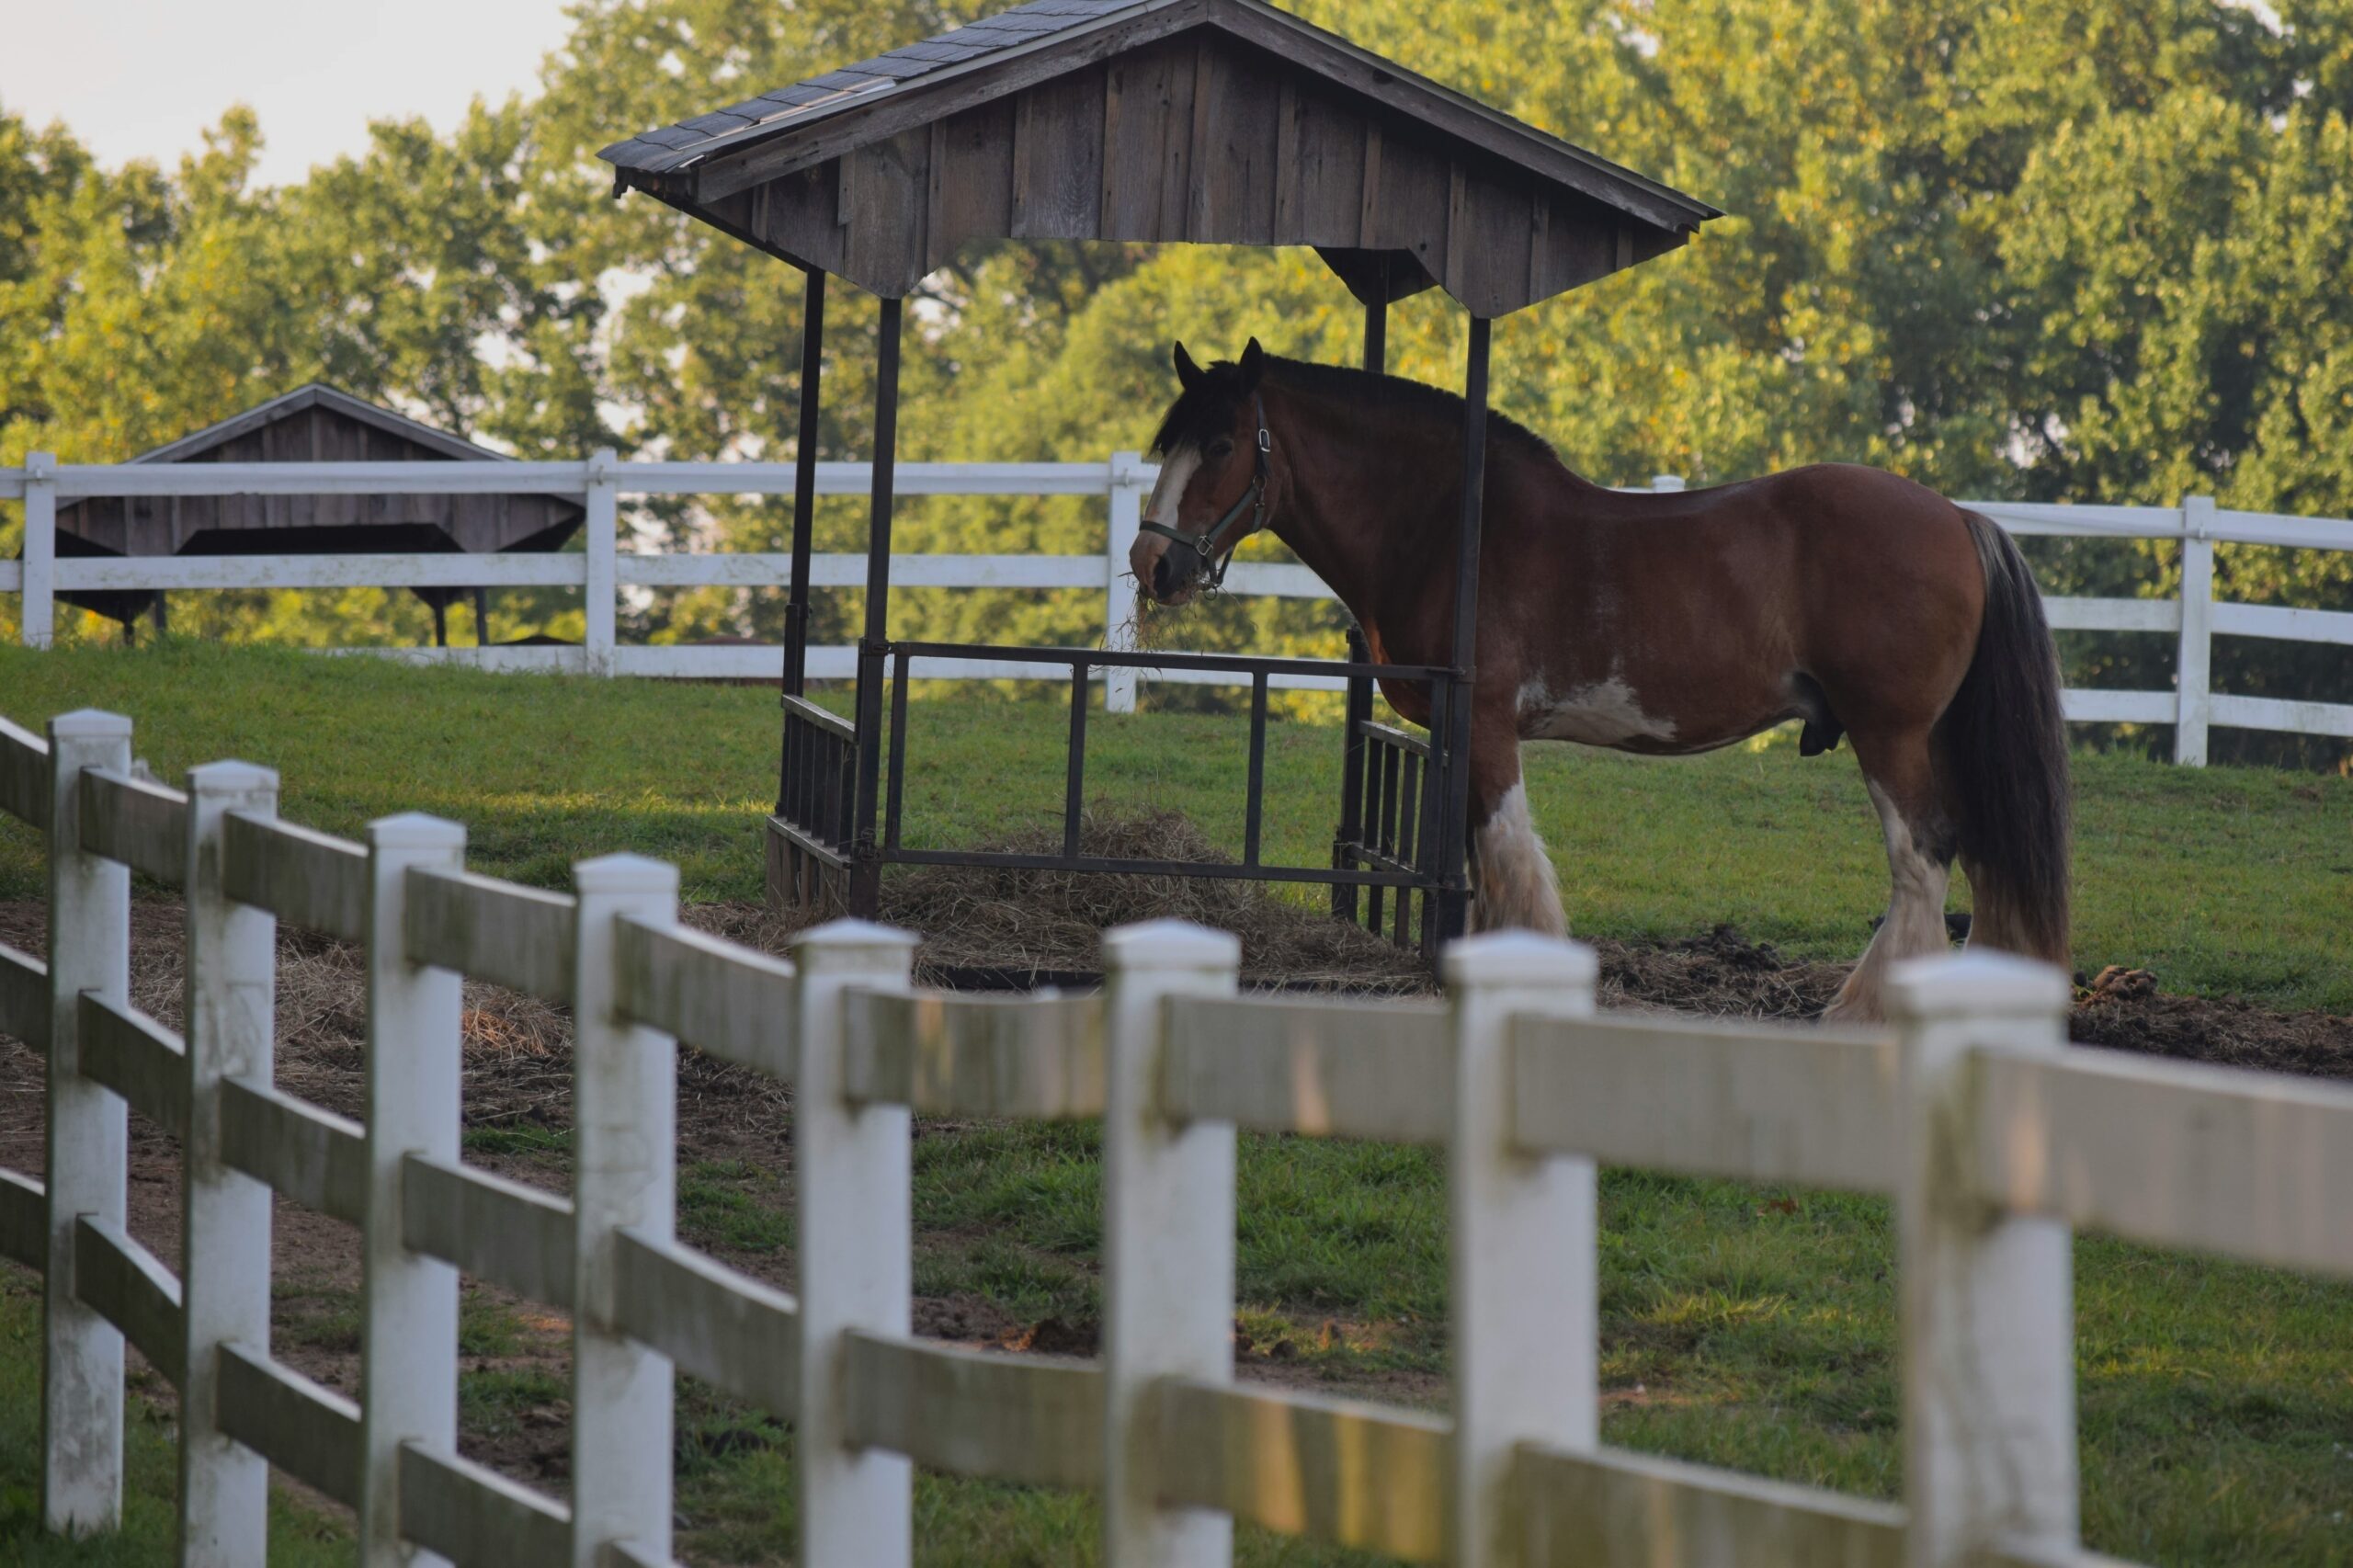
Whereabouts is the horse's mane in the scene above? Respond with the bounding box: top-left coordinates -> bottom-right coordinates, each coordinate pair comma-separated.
1151,353 -> 1563,470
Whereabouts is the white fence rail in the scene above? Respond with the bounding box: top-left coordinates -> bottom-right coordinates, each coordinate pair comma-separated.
4,704 -> 2349,1565
6,454 -> 2353,756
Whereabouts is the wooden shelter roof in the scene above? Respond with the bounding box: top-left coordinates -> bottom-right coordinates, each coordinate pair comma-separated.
599,0 -> 1718,315
117,382 -> 511,468
52,382 -> 583,618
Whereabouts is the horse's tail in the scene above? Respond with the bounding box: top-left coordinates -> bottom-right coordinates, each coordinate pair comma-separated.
1943,512 -> 2073,964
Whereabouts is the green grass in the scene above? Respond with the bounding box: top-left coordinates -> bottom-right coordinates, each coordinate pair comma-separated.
1,640 -> 2346,1006
0,1277 -> 346,1566
1,642 -> 2348,1562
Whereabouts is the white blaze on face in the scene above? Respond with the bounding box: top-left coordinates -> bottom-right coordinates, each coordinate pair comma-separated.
1144,444 -> 1200,534
1131,443 -> 1202,595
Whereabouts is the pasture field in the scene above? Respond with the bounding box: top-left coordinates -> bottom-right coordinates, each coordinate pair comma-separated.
0,640 -> 2348,1565
0,641 -> 2344,1007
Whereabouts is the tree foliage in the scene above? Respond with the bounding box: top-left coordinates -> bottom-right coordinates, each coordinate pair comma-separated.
2,0 -> 2348,756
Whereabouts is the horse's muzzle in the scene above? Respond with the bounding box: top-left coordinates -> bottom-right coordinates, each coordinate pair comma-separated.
1150,540 -> 1204,604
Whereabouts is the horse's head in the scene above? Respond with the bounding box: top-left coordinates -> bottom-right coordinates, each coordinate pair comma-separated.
1133,337 -> 1272,606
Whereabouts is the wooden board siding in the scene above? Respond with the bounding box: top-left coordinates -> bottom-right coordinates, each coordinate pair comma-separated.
929,102 -> 1017,270
605,1 -> 1714,313
1189,40 -> 1283,245
843,128 -> 933,292
52,395 -> 584,563
743,28 -> 1677,316
1362,125 -> 1449,280
1099,39 -> 1196,243
1448,165 -> 1547,322
1281,87 -> 1370,247
1010,70 -> 1106,241
747,165 -> 846,278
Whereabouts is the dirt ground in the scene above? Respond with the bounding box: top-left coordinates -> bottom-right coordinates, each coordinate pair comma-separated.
1,846 -> 2345,1504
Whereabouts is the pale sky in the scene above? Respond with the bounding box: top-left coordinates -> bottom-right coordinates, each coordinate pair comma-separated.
3,0 -> 580,187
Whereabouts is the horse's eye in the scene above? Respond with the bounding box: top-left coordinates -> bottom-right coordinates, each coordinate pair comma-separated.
1207,437 -> 1235,459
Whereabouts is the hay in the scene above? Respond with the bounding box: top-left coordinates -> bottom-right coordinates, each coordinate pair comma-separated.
851,806 -> 1432,994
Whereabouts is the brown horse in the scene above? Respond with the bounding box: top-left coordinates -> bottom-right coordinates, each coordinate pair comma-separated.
1130,340 -> 2071,1022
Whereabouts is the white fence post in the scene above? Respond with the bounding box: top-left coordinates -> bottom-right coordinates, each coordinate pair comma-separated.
1105,451 -> 1147,714
22,451 -> 56,647
792,918 -> 919,1568
585,448 -> 620,677
179,761 -> 280,1566
359,812 -> 466,1568
1890,951 -> 2076,1568
569,855 -> 679,1568
1100,919 -> 1241,1568
42,710 -> 131,1533
1445,932 -> 1599,1568
2176,495 -> 2216,767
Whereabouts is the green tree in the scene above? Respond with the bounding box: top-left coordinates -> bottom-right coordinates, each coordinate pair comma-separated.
5,0 -> 2349,761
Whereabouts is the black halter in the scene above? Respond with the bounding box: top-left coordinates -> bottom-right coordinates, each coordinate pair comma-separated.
1138,395 -> 1271,590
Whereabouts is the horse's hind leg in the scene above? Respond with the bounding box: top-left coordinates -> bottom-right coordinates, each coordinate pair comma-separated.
1824,726 -> 1956,1024
1467,730 -> 1566,937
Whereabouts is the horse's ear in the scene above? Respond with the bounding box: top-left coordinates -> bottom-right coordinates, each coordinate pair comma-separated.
1238,336 -> 1266,387
1173,342 -> 1203,391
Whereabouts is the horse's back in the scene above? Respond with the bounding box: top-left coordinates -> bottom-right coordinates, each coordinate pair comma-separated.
1521,460 -> 1986,749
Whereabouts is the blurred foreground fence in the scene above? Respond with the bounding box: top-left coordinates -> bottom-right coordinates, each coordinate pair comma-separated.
4,455 -> 2352,760
2,703 -> 2348,1564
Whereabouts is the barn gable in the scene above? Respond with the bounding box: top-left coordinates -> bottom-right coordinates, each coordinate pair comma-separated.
57,384 -> 583,559
599,0 -> 1718,315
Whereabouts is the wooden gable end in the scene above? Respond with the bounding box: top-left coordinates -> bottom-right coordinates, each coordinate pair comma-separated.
58,401 -> 584,559
707,29 -> 1686,316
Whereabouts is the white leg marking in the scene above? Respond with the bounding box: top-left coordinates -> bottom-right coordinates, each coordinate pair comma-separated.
1472,778 -> 1567,936
1825,782 -> 1952,1024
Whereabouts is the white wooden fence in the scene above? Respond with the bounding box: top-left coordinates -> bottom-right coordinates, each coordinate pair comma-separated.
5,451 -> 2353,757
3,704 -> 2348,1566
4,454 -> 2352,759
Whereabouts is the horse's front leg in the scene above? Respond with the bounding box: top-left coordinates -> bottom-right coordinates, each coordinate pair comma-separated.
1465,709 -> 1566,937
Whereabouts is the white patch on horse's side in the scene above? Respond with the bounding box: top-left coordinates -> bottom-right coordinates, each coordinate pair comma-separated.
1143,445 -> 1199,532
1824,781 -> 1953,1024
1472,778 -> 1567,936
1517,675 -> 1679,746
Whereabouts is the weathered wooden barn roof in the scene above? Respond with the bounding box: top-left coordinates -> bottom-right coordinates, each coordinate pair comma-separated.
50,382 -> 584,627
56,383 -> 585,561
119,382 -> 507,468
599,0 -> 1718,316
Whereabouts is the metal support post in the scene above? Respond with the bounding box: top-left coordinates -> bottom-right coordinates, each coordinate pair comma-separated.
1435,316 -> 1492,945
1332,289 -> 1387,923
848,295 -> 904,917
783,268 -> 826,704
